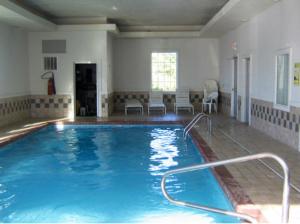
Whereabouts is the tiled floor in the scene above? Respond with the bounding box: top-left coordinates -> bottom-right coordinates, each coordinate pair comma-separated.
0,118 -> 69,145
196,115 -> 300,223
0,113 -> 299,223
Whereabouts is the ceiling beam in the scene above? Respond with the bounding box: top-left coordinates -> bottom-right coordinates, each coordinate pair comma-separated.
199,0 -> 239,37
52,16 -> 108,25
199,0 -> 281,38
119,25 -> 203,32
56,24 -> 119,34
0,0 -> 56,31
118,31 -> 201,39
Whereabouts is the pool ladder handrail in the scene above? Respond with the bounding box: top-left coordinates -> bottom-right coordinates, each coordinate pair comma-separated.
183,113 -> 212,139
161,153 -> 290,224
183,113 -> 205,136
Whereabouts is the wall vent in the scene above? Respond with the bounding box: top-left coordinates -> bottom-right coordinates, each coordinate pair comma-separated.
43,57 -> 57,70
42,40 -> 66,53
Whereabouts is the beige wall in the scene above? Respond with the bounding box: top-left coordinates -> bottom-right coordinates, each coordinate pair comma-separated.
113,38 -> 219,92
0,23 -> 29,98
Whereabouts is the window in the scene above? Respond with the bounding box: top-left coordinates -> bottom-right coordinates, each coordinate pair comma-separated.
275,49 -> 291,109
151,52 -> 177,91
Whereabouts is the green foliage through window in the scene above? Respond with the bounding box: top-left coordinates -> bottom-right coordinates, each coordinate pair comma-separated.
151,52 -> 177,91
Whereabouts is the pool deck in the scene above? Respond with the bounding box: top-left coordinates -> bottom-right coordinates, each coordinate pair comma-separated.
0,113 -> 299,223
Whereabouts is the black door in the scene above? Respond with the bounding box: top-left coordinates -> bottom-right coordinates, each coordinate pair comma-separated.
75,64 -> 97,117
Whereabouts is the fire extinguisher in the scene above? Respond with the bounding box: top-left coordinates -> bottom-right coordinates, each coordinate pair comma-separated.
48,77 -> 56,95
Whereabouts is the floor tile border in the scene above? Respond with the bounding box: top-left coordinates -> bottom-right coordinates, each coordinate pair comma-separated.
189,128 -> 266,222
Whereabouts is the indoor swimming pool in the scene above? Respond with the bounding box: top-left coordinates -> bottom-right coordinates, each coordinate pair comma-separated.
0,124 -> 239,223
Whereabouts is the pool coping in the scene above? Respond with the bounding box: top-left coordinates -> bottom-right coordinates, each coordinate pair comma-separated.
189,129 -> 266,222
0,123 -> 49,147
0,119 -> 266,222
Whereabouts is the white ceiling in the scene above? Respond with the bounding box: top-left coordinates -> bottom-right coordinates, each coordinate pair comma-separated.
0,0 -> 281,37
0,0 -> 55,31
15,0 -> 229,26
200,0 -> 281,37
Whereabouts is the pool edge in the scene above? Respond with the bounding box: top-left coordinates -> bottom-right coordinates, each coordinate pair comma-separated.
0,123 -> 50,147
0,119 -> 267,222
189,128 -> 267,223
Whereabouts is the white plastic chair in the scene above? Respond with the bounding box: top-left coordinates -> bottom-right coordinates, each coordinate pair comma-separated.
174,89 -> 194,114
202,92 -> 218,114
148,91 -> 166,115
202,80 -> 219,114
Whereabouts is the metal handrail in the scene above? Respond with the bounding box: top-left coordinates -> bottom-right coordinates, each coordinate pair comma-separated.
183,113 -> 204,134
218,129 -> 300,194
183,113 -> 212,139
161,153 -> 290,223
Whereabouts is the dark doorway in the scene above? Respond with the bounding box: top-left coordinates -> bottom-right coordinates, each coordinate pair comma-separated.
232,56 -> 238,119
245,57 -> 251,124
75,64 -> 97,117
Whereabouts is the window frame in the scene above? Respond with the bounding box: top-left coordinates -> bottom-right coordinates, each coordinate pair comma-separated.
274,48 -> 292,112
150,51 -> 178,93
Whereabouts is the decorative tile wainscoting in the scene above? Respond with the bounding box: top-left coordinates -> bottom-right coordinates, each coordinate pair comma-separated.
0,96 -> 31,128
101,93 -> 114,117
218,92 -> 241,118
113,92 -> 148,112
113,91 -> 204,113
251,98 -> 300,150
219,92 -> 231,115
31,95 -> 73,118
237,95 -> 242,121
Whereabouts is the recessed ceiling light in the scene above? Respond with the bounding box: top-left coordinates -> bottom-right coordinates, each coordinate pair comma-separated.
240,18 -> 248,22
112,6 -> 118,11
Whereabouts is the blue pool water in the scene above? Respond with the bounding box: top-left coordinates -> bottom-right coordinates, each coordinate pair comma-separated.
0,125 -> 239,223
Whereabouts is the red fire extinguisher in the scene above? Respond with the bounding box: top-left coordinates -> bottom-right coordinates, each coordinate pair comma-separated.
48,77 -> 56,95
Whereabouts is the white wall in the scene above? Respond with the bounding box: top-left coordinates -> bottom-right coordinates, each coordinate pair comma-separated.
219,0 -> 300,113
28,30 -> 108,95
107,33 -> 114,94
0,22 -> 29,97
113,38 -> 219,92
28,29 -> 110,116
